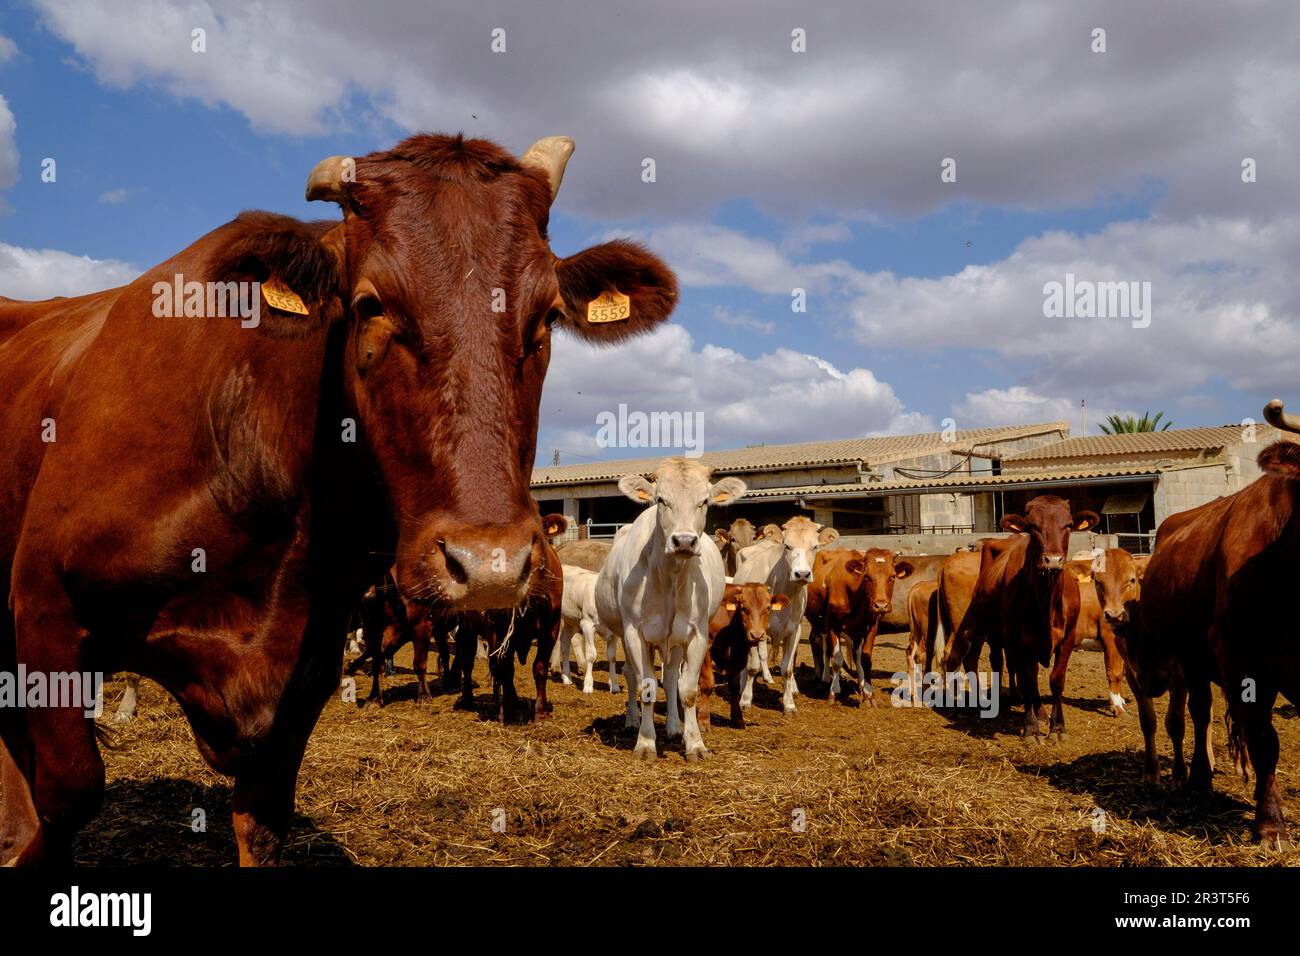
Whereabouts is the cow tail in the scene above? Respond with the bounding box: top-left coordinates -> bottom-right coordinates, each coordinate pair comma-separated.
1224,704 -> 1252,784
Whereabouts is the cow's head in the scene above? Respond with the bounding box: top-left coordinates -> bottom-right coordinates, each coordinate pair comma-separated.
1089,547 -> 1140,626
302,134 -> 676,611
713,517 -> 756,554
1000,496 -> 1098,573
721,583 -> 789,645
862,548 -> 913,615
619,458 -> 746,558
766,516 -> 838,585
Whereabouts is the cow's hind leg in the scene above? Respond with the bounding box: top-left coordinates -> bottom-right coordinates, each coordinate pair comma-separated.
664,643 -> 685,740
1187,678 -> 1215,792
1128,666 -> 1161,784
1165,682 -> 1188,787
114,674 -> 140,722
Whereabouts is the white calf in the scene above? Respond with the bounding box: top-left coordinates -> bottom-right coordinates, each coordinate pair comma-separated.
550,564 -> 622,694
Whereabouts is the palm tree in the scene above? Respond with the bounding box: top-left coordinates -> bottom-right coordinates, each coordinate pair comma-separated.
1098,411 -> 1172,434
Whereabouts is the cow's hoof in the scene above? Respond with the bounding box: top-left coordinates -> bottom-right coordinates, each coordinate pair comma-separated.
609,685 -> 621,695
581,688 -> 593,696
113,712 -> 134,724
1255,826 -> 1290,851
684,747 -> 709,763
559,677 -> 573,687
1141,769 -> 1160,787
632,742 -> 657,761
454,697 -> 475,712
862,694 -> 877,709
783,705 -> 797,716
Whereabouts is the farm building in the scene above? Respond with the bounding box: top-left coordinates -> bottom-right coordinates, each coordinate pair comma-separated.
532,419 -> 1284,553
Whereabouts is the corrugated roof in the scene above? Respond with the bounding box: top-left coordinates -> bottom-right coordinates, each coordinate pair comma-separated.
1003,425 -> 1261,463
730,465 -> 1160,501
531,421 -> 1069,487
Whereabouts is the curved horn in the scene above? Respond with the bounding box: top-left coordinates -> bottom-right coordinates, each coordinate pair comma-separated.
305,155 -> 354,204
520,136 -> 575,202
1264,399 -> 1300,435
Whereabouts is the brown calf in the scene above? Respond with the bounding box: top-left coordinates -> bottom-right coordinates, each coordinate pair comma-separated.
701,584 -> 788,729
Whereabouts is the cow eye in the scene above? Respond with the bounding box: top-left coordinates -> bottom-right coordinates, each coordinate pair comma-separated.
352,292 -> 383,321
544,306 -> 563,329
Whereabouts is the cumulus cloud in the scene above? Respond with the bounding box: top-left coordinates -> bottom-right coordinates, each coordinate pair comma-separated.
28,0 -> 1300,221
537,323 -> 927,460
0,243 -> 137,299
0,94 -> 16,193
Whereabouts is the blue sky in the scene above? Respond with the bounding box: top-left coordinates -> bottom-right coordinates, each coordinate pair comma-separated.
2,1 -> 1297,465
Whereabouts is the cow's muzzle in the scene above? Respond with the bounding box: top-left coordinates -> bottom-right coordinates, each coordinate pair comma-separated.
404,520 -> 547,612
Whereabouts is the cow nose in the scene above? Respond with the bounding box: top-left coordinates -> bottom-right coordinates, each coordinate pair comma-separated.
792,568 -> 812,582
1042,553 -> 1064,570
406,521 -> 544,611
1105,608 -> 1129,625
669,532 -> 698,553
872,600 -> 890,613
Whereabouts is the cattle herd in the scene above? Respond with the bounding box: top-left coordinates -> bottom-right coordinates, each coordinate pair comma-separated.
0,131 -> 1295,867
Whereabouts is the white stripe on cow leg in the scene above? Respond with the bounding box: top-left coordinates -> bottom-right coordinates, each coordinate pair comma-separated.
739,645 -> 759,711
780,626 -> 801,714
759,637 -> 774,683
680,630 -> 711,762
664,643 -> 685,740
114,675 -> 140,723
606,631 -> 622,694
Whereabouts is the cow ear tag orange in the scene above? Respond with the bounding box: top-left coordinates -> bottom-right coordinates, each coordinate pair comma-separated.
262,277 -> 309,315
586,290 -> 631,323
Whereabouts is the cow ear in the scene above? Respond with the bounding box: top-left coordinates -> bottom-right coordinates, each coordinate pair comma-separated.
761,524 -> 784,543
1000,514 -> 1027,533
541,513 -> 568,538
209,213 -> 343,326
770,594 -> 790,612
895,561 -> 913,579
555,240 -> 678,344
845,559 -> 866,576
618,475 -> 656,504
818,527 -> 840,546
709,477 -> 747,505
1258,440 -> 1300,479
714,529 -> 730,547
1073,511 -> 1101,532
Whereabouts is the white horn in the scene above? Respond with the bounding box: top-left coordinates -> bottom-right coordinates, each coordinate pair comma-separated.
520,136 -> 575,202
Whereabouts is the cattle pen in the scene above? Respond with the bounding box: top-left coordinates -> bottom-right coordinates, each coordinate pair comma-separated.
81,635 -> 1296,867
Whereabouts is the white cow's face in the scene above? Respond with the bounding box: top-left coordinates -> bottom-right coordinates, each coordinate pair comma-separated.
619,459 -> 746,559
768,517 -> 838,585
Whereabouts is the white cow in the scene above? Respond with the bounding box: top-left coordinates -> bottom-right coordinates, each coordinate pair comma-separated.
550,564 -> 622,694
595,458 -> 746,761
734,516 -> 839,714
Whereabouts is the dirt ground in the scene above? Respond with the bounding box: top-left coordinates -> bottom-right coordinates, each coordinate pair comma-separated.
67,630 -> 1299,866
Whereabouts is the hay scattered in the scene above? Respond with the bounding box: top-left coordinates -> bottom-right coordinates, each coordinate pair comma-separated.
65,634 -> 1300,866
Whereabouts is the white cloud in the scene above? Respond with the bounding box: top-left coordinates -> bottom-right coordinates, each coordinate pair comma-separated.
538,323 -> 926,458
711,305 -> 773,336
0,33 -> 16,62
0,94 -> 16,193
0,243 -> 137,299
97,187 -> 129,204
28,0 -> 1300,221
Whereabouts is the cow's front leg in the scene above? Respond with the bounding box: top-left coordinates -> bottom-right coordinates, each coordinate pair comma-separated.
859,624 -> 881,707
412,628 -> 431,702
1018,657 -> 1044,741
8,590 -> 105,865
759,636 -> 774,682
1128,666 -> 1160,784
1047,630 -> 1076,741
664,642 -> 685,740
827,634 -> 843,702
632,633 -> 659,759
1099,622 -> 1127,716
739,644 -> 759,711
779,625 -> 801,715
679,630 -> 710,761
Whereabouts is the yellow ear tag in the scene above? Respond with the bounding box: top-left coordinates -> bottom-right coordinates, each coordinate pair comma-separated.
586,290 -> 631,324
262,277 -> 309,315
1076,573 -> 1093,584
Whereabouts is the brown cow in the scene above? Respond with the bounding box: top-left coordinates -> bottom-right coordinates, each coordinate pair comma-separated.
1126,401 -> 1300,847
700,584 -> 788,729
0,133 -> 678,865
943,497 -> 1099,739
554,538 -> 613,573
713,518 -> 759,576
1067,549 -> 1131,716
905,579 -> 940,701
806,548 -> 913,705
